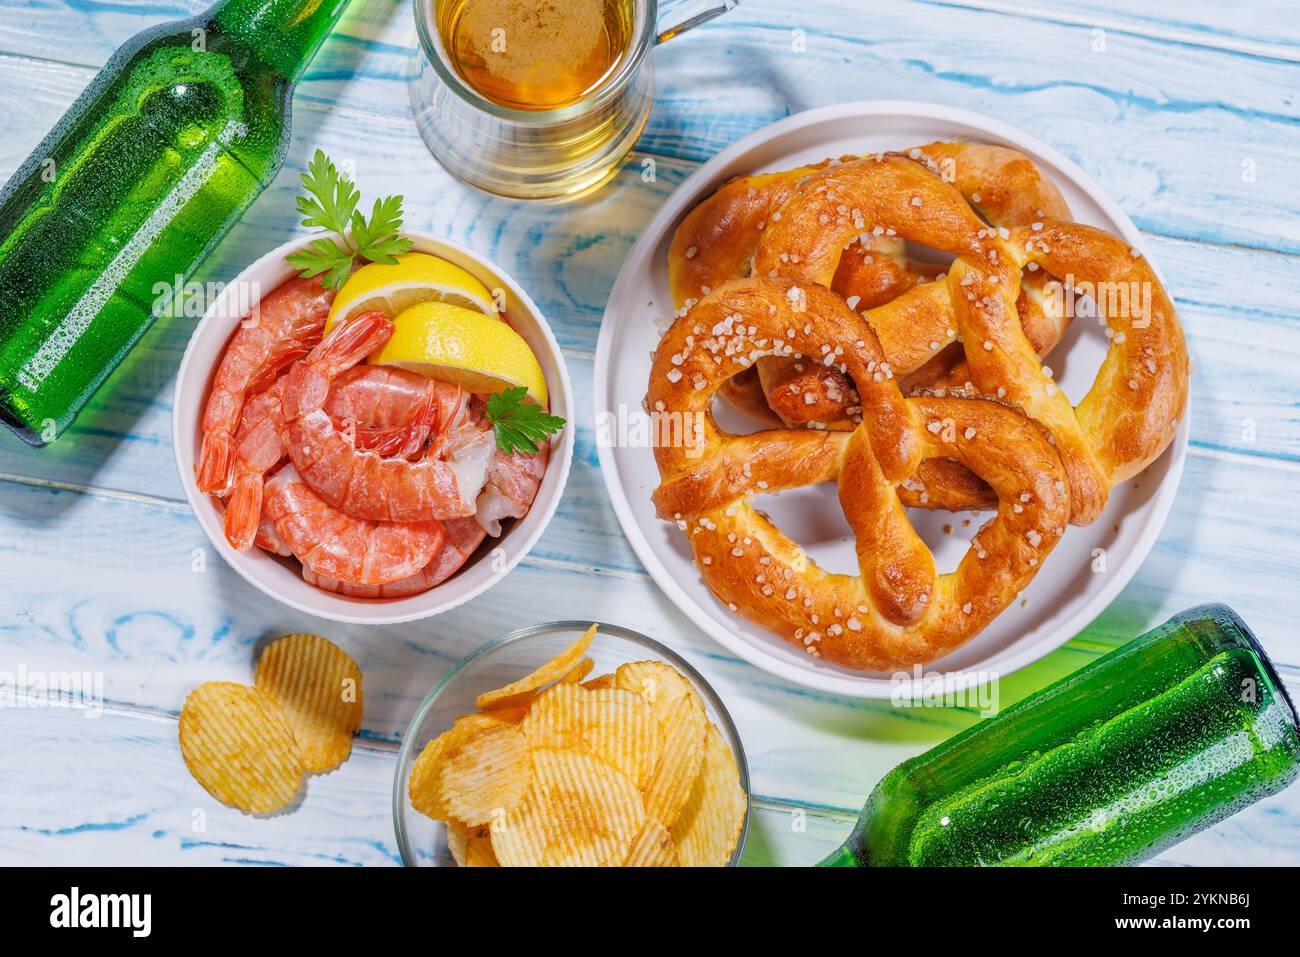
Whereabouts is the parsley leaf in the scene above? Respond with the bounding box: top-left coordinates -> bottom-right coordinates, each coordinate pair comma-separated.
286,236 -> 354,292
351,196 -> 412,264
289,150 -> 413,291
486,386 -> 567,455
296,150 -> 358,237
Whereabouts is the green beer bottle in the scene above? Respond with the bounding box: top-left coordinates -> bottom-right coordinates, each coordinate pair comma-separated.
0,0 -> 351,445
821,604 -> 1300,866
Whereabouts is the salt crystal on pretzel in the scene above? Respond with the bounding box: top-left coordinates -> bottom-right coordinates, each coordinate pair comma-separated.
647,277 -> 1070,672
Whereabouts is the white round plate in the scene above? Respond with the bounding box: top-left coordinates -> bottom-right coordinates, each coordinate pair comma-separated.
593,101 -> 1188,699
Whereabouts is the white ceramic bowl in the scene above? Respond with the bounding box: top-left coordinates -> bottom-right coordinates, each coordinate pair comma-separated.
173,231 -> 574,624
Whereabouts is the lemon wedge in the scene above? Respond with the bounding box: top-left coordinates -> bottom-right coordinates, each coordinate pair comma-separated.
325,252 -> 497,333
369,301 -> 548,405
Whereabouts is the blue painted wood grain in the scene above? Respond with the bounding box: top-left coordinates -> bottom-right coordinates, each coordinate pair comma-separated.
0,0 -> 1298,865
4,0 -> 1295,250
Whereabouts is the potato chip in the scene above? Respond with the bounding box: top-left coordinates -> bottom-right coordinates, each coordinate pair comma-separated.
641,691 -> 706,827
522,683 -> 663,789
671,724 -> 747,866
254,633 -> 364,772
446,821 -> 470,865
492,747 -> 645,867
410,733 -> 453,821
410,642 -> 745,867
560,656 -> 595,685
447,822 -> 499,867
179,682 -> 303,814
476,704 -> 530,726
440,722 -> 531,827
623,819 -> 678,866
476,624 -> 597,709
464,825 -> 500,867
410,713 -> 528,824
615,659 -> 702,724
465,660 -> 591,717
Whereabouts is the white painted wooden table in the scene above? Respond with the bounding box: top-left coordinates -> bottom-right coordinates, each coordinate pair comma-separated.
2,0 -> 1298,866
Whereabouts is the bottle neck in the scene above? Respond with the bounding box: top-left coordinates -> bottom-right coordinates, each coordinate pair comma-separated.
816,843 -> 861,867
209,0 -> 352,82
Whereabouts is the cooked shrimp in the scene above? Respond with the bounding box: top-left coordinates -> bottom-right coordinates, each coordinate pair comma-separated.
324,366 -> 467,461
262,466 -> 446,586
474,444 -> 550,536
281,314 -> 495,523
222,380 -> 287,550
197,276 -> 333,494
302,516 -> 488,597
254,512 -> 292,556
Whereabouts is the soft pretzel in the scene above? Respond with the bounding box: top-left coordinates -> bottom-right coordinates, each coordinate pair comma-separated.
669,144 -> 1073,422
668,143 -> 1079,509
754,154 -> 1187,524
649,143 -> 1189,670
648,278 -> 1069,671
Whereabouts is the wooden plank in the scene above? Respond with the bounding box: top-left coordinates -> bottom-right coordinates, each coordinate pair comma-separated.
4,683 -> 1296,866
9,0 -> 1298,67
929,0 -> 1300,56
0,0 -> 1298,252
2,448 -> 1299,814
2,705 -> 402,866
0,54 -> 1297,499
2,0 -> 1298,867
639,4 -> 1300,254
0,703 -> 851,866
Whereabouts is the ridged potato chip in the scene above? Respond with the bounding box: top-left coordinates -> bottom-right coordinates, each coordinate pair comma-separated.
641,691 -> 706,827
671,724 -> 748,866
447,821 -> 470,865
179,682 -> 303,814
410,732 -> 453,821
441,722 -> 531,826
476,624 -> 597,710
560,657 -> 595,685
465,826 -> 501,866
254,633 -> 363,772
409,638 -> 747,866
448,822 -> 500,867
624,819 -> 678,866
615,659 -> 701,724
522,683 -> 663,789
491,747 -> 645,867
410,713 -> 529,824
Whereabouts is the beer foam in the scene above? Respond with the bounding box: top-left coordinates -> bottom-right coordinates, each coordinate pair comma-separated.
460,0 -> 609,89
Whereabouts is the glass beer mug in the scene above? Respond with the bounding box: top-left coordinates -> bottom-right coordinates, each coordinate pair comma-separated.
408,0 -> 738,200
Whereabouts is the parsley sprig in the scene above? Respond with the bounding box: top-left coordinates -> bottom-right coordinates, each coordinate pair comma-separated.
486,387 -> 567,455
286,150 -> 414,291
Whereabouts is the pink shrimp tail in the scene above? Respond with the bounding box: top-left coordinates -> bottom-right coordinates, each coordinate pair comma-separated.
224,472 -> 264,550
246,341 -> 313,395
397,388 -> 438,459
429,382 -> 467,458
196,430 -> 232,494
314,311 -> 392,371
282,311 -> 393,420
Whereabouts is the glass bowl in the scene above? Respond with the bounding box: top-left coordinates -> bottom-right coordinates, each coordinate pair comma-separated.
393,620 -> 750,866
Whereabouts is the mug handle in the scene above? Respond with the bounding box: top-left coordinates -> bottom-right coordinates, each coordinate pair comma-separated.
656,0 -> 740,43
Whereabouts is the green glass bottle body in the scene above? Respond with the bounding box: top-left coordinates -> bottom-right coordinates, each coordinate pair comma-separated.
822,604 -> 1300,866
0,0 -> 349,445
